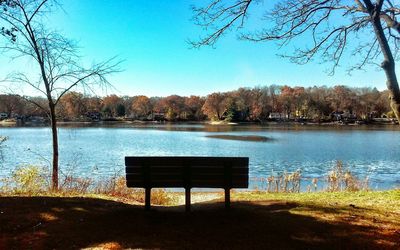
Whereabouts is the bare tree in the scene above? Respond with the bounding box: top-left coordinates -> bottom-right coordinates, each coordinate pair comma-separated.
0,0 -> 120,190
191,0 -> 400,122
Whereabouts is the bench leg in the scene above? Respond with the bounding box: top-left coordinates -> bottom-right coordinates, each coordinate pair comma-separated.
225,188 -> 230,209
145,188 -> 151,211
185,188 -> 191,212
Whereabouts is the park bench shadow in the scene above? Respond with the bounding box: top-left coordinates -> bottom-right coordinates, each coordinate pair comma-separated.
0,196 -> 398,249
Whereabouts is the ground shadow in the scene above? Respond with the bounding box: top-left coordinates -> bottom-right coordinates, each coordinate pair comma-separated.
0,196 -> 399,249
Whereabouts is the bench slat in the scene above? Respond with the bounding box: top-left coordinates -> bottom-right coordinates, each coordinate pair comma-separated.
125,156 -> 248,167
125,166 -> 183,174
126,180 -> 248,188
126,174 -> 248,182
127,180 -> 185,187
126,173 -> 248,178
126,167 -> 248,175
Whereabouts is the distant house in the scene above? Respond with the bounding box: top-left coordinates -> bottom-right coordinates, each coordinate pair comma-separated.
29,116 -> 46,123
0,113 -> 8,120
268,112 -> 285,119
86,112 -> 101,121
331,111 -> 357,121
342,111 -> 357,119
147,112 -> 165,121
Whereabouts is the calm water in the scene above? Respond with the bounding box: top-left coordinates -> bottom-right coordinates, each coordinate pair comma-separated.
1,123 -> 399,189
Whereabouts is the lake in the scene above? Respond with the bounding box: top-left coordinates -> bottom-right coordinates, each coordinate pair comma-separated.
1,123 -> 399,190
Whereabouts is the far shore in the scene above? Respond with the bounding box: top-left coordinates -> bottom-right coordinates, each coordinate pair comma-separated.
1,119 -> 399,128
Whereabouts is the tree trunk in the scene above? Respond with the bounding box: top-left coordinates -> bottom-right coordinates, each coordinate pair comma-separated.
383,65 -> 400,122
371,10 -> 400,122
49,103 -> 59,190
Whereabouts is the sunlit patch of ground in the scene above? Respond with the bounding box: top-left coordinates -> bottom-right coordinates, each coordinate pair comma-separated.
82,242 -> 123,250
39,212 -> 58,222
175,192 -> 223,205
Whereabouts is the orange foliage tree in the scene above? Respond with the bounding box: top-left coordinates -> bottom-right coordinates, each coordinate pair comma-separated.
202,92 -> 227,120
131,96 -> 152,118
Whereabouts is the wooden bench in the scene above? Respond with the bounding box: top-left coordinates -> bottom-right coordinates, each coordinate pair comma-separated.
125,156 -> 249,211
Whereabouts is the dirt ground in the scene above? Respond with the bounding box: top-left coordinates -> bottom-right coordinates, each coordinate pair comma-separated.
0,196 -> 399,249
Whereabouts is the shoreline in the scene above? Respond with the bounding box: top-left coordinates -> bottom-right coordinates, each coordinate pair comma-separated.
1,119 -> 399,128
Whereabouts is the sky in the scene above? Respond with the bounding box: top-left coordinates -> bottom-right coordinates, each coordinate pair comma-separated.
0,0 -> 395,97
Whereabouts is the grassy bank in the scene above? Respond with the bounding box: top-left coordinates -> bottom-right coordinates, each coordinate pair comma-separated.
0,190 -> 399,249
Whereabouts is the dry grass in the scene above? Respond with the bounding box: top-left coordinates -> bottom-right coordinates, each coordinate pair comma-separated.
326,160 -> 368,191
0,166 -> 172,205
254,160 -> 370,193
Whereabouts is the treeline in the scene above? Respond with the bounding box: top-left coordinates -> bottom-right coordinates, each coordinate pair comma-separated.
0,85 -> 394,122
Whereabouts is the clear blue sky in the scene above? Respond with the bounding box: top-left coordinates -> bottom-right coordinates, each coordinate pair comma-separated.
1,0 -> 395,97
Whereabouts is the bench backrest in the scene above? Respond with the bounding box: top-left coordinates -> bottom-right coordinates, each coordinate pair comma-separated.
125,156 -> 249,189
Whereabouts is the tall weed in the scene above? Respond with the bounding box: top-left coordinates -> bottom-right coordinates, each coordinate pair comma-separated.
258,160 -> 369,193
327,160 -> 368,191
264,169 -> 301,193
0,165 -> 172,205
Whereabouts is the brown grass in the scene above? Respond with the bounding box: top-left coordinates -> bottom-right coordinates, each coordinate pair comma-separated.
0,191 -> 399,249
1,167 -> 172,206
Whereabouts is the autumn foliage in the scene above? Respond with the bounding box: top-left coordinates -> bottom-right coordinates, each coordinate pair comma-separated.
0,85 -> 394,122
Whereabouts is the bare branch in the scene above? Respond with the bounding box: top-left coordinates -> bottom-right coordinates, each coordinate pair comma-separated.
380,12 -> 400,33
54,57 -> 122,105
19,94 -> 49,115
191,0 -> 400,73
189,0 -> 253,48
355,0 -> 368,12
26,0 -> 49,25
